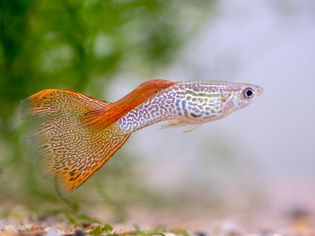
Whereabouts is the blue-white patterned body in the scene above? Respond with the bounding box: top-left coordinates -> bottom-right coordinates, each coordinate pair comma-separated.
117,81 -> 263,133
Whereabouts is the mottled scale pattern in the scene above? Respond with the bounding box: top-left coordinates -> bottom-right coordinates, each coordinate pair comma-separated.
118,81 -> 238,133
27,90 -> 130,192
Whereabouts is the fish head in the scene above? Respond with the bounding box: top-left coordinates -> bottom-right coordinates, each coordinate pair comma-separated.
224,83 -> 264,113
174,81 -> 263,124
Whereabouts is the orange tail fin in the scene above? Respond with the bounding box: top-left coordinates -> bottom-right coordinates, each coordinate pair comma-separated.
83,79 -> 176,128
23,89 -> 130,192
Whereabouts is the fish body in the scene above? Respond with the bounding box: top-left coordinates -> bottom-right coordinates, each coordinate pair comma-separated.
117,81 -> 263,133
24,80 -> 263,192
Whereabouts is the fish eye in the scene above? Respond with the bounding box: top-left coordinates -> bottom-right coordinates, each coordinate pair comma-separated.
243,87 -> 255,99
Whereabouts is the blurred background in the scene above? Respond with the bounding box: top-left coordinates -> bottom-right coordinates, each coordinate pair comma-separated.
1,0 -> 315,229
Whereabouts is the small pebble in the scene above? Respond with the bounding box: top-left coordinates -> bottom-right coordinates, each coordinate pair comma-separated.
194,231 -> 208,236
112,225 -> 137,234
46,227 -> 62,236
3,225 -> 19,234
74,229 -> 85,236
162,233 -> 177,236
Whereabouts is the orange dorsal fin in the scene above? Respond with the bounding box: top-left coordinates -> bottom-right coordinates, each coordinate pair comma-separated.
83,79 -> 176,129
23,89 -> 130,192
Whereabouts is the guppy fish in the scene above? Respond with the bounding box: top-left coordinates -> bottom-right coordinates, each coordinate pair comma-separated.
24,80 -> 263,192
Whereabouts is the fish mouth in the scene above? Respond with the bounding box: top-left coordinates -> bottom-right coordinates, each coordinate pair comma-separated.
254,85 -> 264,96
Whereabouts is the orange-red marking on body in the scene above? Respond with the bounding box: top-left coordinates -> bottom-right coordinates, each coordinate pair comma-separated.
83,79 -> 176,129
